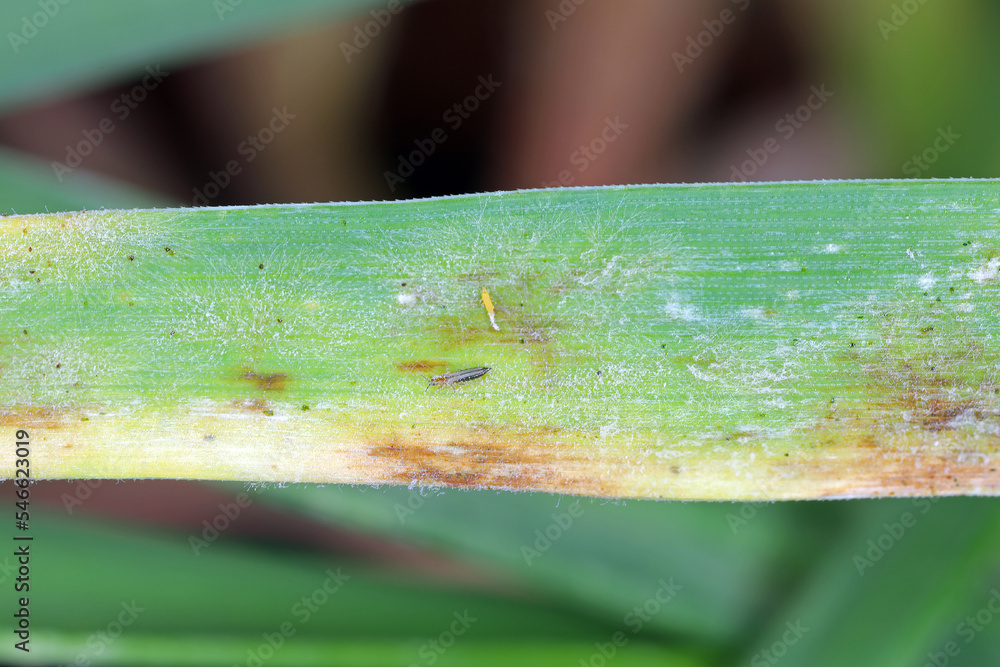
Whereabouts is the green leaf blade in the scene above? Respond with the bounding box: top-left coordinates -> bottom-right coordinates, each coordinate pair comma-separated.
5,180 -> 1000,499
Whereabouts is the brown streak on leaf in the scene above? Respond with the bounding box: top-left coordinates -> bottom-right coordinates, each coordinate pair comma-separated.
395,360 -> 448,373
0,406 -> 71,430
238,370 -> 289,393
806,449 -> 1000,498
365,428 -> 614,495
228,398 -> 270,414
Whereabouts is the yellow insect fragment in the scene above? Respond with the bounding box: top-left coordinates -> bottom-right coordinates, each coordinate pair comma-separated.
481,289 -> 500,331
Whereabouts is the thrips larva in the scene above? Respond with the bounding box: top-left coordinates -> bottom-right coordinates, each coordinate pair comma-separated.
428,366 -> 491,388
481,289 -> 500,331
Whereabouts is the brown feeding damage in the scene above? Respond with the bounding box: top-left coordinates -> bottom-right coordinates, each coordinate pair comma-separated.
0,403 -> 109,433
861,356 -> 999,435
238,369 -> 290,393
917,397 -> 990,432
365,427 -> 613,496
395,360 -> 448,373
229,398 -> 273,415
814,447 -> 1000,498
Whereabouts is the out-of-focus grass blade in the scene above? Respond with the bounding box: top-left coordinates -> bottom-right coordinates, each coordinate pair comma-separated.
19,634 -> 703,667
253,484 -> 846,643
734,498 -> 1000,666
0,147 -> 167,214
946,583 -> 1000,667
0,511 -> 712,665
822,0 -> 1000,174
0,0 -> 397,112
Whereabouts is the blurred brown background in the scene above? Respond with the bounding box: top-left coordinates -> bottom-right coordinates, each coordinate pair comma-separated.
0,0 -> 927,209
